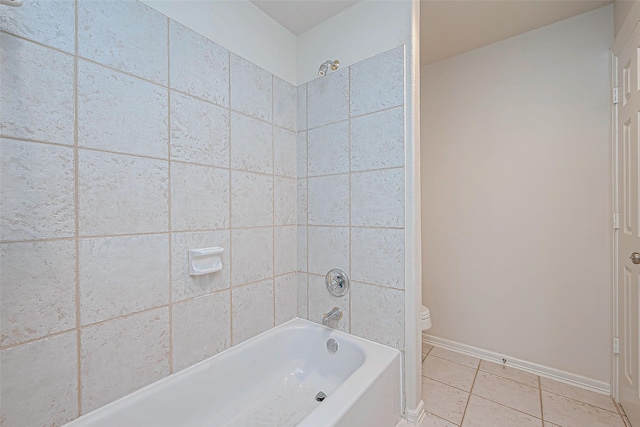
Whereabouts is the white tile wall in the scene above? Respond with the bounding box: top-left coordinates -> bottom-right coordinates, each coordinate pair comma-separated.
81,308 -> 170,413
171,162 -> 229,231
171,230 -> 231,302
172,292 -> 231,372
230,54 -> 272,122
0,3 -> 300,423
0,0 -> 75,53
275,273 -> 298,325
0,332 -> 78,426
273,77 -> 297,131
274,126 -> 297,177
79,150 -> 169,236
274,177 -> 297,225
308,121 -> 350,176
1,139 -> 75,241
170,91 -> 229,168
0,240 -> 76,346
231,171 -> 273,228
0,34 -> 74,145
79,234 -> 170,325
78,0 -> 168,84
1,4 -> 406,422
308,174 -> 349,226
307,67 -> 349,128
232,279 -> 275,344
169,21 -> 229,107
300,47 -> 406,358
78,60 -> 169,159
230,112 -> 272,173
351,282 -> 405,349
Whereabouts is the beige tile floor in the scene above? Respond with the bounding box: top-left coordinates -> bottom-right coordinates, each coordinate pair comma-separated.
401,344 -> 633,427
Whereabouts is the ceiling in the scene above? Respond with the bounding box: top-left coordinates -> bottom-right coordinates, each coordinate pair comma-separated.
250,0 -> 358,35
251,0 -> 613,65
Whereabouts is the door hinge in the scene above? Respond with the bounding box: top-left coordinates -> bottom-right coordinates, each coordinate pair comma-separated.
614,213 -> 620,229
614,337 -> 620,354
613,87 -> 619,104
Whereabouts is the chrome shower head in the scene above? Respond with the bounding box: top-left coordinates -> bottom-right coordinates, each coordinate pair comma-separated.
318,60 -> 339,77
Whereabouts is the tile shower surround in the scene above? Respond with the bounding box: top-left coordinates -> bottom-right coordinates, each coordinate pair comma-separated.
0,1 -> 407,425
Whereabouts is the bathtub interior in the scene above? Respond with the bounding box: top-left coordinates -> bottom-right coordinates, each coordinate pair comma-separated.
65,318 -> 399,427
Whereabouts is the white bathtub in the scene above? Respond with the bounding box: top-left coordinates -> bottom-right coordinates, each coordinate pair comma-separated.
66,318 -> 402,427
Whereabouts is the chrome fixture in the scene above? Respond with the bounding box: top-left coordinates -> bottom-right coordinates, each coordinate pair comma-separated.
630,252 -> 640,264
326,338 -> 339,354
322,307 -> 343,327
318,59 -> 340,76
325,268 -> 349,297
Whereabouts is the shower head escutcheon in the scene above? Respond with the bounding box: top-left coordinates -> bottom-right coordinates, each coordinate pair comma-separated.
0,0 -> 23,6
318,60 -> 340,77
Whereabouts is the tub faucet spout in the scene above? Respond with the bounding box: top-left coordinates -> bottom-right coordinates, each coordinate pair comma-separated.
322,307 -> 343,327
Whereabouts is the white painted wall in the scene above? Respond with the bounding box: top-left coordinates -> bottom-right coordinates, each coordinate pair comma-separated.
421,6 -> 613,383
139,0 -> 297,84
296,1 -> 411,84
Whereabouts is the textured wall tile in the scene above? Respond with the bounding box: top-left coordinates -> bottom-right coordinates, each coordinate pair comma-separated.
172,292 -> 230,372
171,162 -> 229,231
231,171 -> 273,228
297,272 -> 308,319
81,308 -> 170,413
0,0 -> 74,53
274,127 -> 297,177
308,175 -> 349,226
0,35 -> 74,144
307,226 -> 349,276
1,139 -> 74,241
297,225 -> 307,272
171,91 -> 229,168
230,54 -> 272,121
78,0 -> 168,84
231,227 -> 273,286
308,121 -> 349,176
308,274 -> 349,333
232,279 -> 274,344
79,234 -> 170,325
351,169 -> 404,227
171,230 -> 230,302
79,150 -> 168,236
230,112 -> 272,173
78,60 -> 169,158
351,106 -> 404,171
0,240 -> 76,347
170,21 -> 229,107
352,228 -> 404,289
275,226 -> 296,276
296,84 -> 307,131
350,46 -> 404,116
0,332 -> 78,427
297,131 -> 307,178
307,68 -> 348,129
275,273 -> 297,325
297,179 -> 308,225
274,177 -> 296,226
351,282 -> 404,349
273,77 -> 296,131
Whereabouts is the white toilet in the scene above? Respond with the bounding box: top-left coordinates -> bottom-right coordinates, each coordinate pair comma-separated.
421,305 -> 432,331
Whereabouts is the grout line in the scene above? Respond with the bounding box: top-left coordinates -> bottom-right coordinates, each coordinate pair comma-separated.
459,360 -> 479,426
539,376 -> 544,425
0,327 -> 79,352
304,103 -> 404,133
0,29 -> 75,57
306,165 -> 405,180
228,45 -> 234,348
73,0 -> 82,416
272,74 -> 277,327
166,16 -> 174,376
347,65 -> 352,334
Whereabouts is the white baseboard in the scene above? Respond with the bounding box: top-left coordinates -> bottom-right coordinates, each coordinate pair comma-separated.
423,334 -> 611,395
403,399 -> 425,425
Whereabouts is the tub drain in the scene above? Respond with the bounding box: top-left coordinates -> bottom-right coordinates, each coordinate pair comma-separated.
315,391 -> 327,402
